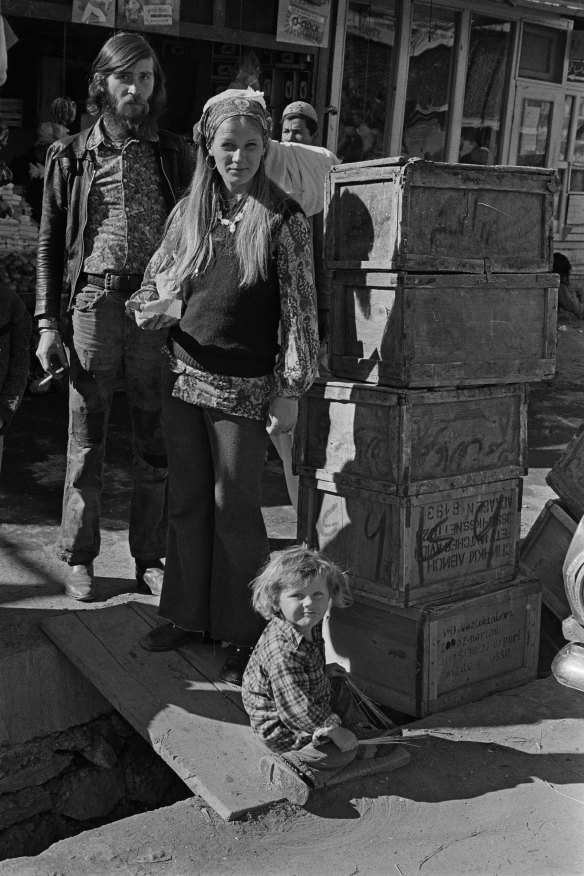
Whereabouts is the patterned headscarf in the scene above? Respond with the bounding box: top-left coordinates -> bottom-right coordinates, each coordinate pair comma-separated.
198,88 -> 271,148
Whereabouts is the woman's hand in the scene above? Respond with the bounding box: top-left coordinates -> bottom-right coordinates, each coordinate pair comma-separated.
126,293 -> 181,331
133,311 -> 178,331
327,726 -> 358,752
266,397 -> 298,437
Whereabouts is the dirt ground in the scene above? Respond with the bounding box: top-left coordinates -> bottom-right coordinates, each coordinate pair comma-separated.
1,321 -> 584,875
1,674 -> 582,876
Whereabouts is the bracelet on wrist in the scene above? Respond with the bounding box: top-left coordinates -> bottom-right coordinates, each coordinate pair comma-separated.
39,327 -> 61,334
37,317 -> 60,330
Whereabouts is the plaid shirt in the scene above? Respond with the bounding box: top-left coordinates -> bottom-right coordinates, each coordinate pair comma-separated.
241,616 -> 341,753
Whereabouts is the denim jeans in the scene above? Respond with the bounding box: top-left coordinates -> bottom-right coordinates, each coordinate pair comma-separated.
279,676 -> 373,789
55,286 -> 168,566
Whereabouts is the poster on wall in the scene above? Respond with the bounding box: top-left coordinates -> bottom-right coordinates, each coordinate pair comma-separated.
276,1 -> 331,48
72,0 -> 116,27
117,0 -> 180,35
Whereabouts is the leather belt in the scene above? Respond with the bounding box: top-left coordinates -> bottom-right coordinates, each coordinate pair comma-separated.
82,272 -> 143,293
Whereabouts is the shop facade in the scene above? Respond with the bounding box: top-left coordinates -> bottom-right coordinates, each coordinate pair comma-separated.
2,0 -> 584,266
0,1 -> 324,168
327,0 -> 584,269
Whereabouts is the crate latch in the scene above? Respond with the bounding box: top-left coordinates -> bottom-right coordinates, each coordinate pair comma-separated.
483,257 -> 492,280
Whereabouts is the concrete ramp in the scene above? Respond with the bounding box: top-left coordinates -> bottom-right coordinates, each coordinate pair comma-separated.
41,601 -> 284,821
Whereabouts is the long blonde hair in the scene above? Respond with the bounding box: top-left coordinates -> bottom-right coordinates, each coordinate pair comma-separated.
171,119 -> 286,288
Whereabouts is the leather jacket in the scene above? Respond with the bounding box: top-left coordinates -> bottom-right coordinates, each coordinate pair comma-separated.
35,123 -> 196,319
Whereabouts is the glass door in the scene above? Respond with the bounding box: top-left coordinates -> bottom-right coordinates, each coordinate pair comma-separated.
556,90 -> 584,237
508,82 -> 563,168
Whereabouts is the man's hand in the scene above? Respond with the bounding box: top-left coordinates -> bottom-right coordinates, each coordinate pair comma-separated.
36,330 -> 68,375
266,397 -> 298,436
327,726 -> 358,752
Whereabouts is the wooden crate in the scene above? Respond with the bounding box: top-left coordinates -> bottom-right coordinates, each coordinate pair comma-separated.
323,576 -> 542,717
546,421 -> 584,520
325,157 -> 556,273
297,476 -> 521,606
330,271 -> 558,388
519,500 -> 576,621
295,379 -> 527,495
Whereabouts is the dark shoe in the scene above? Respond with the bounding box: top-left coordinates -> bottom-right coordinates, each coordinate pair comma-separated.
135,559 -> 164,597
219,646 -> 253,685
259,755 -> 312,806
64,563 -> 95,601
140,622 -> 199,652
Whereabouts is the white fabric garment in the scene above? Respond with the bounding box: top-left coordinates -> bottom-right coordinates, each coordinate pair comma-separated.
265,140 -> 339,217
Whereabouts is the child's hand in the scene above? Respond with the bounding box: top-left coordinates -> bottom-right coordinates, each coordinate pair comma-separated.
325,662 -> 347,678
327,726 -> 358,752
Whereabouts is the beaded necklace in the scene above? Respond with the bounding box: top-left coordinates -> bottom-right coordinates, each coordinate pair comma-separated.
217,195 -> 248,233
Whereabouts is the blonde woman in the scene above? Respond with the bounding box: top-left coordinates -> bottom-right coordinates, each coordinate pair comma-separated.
127,89 -> 319,684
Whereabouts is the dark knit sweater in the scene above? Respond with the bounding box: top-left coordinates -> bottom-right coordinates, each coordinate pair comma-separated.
169,201 -> 301,378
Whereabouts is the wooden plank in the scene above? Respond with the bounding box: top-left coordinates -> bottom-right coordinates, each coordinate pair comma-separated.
41,605 -> 284,821
129,602 -> 244,710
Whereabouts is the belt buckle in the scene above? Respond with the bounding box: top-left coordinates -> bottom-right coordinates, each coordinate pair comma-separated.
103,272 -> 116,291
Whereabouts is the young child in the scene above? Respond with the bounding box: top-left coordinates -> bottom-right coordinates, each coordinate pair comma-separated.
241,545 -> 400,805
0,287 -> 31,473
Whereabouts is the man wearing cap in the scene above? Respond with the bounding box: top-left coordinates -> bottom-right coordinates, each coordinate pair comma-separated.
281,100 -> 319,146
34,32 -> 195,601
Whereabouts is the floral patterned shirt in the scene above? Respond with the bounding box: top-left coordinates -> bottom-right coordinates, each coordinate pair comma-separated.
83,120 -> 167,276
130,201 -> 320,420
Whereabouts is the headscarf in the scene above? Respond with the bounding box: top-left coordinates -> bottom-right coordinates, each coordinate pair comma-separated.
197,88 -> 271,149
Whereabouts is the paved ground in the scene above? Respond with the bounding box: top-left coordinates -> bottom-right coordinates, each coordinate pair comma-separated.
1,323 -> 584,874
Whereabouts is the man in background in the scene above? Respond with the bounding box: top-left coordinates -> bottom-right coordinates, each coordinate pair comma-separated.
281,99 -> 319,146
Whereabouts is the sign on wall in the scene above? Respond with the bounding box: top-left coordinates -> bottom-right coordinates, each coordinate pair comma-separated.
277,0 -> 331,48
117,0 -> 180,34
72,0 -> 116,27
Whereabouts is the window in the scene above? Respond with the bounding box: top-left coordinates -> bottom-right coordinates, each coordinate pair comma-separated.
458,16 -> 512,166
401,3 -> 457,162
519,24 -> 566,83
336,1 -> 396,163
516,97 -> 552,167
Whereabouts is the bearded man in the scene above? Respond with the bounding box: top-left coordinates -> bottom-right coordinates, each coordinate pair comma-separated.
35,32 -> 196,601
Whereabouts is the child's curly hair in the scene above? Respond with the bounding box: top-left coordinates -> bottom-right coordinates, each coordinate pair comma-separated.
250,545 -> 353,620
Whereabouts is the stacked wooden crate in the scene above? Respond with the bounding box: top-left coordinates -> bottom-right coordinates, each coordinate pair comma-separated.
297,157 -> 559,717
